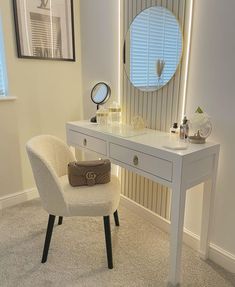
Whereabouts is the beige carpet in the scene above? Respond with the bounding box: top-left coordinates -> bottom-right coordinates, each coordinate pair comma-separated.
0,199 -> 234,287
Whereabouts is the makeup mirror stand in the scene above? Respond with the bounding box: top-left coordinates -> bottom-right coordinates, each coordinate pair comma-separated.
90,82 -> 111,123
90,104 -> 100,123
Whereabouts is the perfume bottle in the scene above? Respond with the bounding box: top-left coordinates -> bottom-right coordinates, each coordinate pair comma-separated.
170,123 -> 179,135
180,116 -> 189,140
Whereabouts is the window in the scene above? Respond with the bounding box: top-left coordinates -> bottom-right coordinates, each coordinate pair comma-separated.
0,18 -> 8,97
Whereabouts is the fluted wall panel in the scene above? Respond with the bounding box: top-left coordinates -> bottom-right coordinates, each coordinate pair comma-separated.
121,0 -> 188,220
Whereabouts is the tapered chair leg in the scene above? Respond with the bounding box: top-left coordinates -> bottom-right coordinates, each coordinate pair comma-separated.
113,210 -> 120,227
103,216 -> 113,269
41,214 -> 55,263
58,216 -> 63,225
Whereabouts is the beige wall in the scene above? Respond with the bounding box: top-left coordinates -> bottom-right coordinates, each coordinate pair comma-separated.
0,1 -> 82,196
79,0 -> 120,119
186,0 -> 235,256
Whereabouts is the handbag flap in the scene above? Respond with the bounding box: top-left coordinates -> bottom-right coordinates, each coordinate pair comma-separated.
75,160 -> 105,167
68,159 -> 111,187
68,160 -> 111,176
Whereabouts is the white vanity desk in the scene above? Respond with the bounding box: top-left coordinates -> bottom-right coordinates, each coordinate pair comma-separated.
66,121 -> 220,287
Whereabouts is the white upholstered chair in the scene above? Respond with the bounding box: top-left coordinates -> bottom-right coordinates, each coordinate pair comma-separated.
26,135 -> 120,269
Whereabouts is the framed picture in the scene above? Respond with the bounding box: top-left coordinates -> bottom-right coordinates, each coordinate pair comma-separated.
13,0 -> 75,61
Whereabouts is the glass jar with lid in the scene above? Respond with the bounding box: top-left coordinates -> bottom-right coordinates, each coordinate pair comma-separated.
96,108 -> 109,126
108,102 -> 122,125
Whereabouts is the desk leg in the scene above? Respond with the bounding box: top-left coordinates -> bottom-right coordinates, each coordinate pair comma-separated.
168,185 -> 187,286
200,153 -> 219,259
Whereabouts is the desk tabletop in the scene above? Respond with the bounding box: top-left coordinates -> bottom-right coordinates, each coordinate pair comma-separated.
67,121 -> 220,158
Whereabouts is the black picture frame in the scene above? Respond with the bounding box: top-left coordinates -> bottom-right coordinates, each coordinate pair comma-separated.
13,0 -> 76,62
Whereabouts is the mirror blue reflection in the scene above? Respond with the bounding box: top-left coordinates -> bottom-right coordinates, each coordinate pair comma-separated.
124,6 -> 183,92
91,83 -> 110,105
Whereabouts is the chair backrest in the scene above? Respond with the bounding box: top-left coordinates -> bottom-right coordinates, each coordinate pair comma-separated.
26,135 -> 76,216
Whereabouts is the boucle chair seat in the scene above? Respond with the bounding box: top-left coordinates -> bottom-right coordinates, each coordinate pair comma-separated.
26,135 -> 121,269
59,175 -> 120,217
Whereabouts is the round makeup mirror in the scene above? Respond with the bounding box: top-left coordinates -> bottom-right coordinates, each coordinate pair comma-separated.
124,6 -> 183,92
91,82 -> 111,105
90,82 -> 111,123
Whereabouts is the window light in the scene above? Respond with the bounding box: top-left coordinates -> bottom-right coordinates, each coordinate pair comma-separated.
0,17 -> 8,97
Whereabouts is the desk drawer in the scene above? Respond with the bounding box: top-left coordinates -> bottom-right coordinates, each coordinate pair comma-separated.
109,143 -> 172,181
68,130 -> 107,155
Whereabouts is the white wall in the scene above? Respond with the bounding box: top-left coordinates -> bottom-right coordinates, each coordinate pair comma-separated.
79,0 -> 120,119
0,1 -> 82,197
185,0 -> 235,256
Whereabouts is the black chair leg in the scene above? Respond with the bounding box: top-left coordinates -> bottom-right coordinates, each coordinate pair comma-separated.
58,216 -> 63,225
103,216 -> 113,269
41,214 -> 55,263
113,210 -> 120,227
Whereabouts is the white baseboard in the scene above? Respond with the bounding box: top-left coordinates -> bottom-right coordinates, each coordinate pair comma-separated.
209,243 -> 235,274
120,194 -> 235,273
0,188 -> 39,211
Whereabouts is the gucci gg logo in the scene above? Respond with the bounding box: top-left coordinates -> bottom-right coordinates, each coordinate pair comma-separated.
86,172 -> 96,180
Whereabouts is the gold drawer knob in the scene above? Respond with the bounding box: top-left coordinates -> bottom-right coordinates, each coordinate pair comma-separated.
83,138 -> 87,146
133,155 -> 139,166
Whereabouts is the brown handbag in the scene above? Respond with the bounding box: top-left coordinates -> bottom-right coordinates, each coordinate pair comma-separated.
68,159 -> 111,187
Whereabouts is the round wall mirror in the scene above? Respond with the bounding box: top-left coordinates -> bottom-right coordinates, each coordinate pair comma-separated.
91,82 -> 111,105
124,6 -> 183,92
